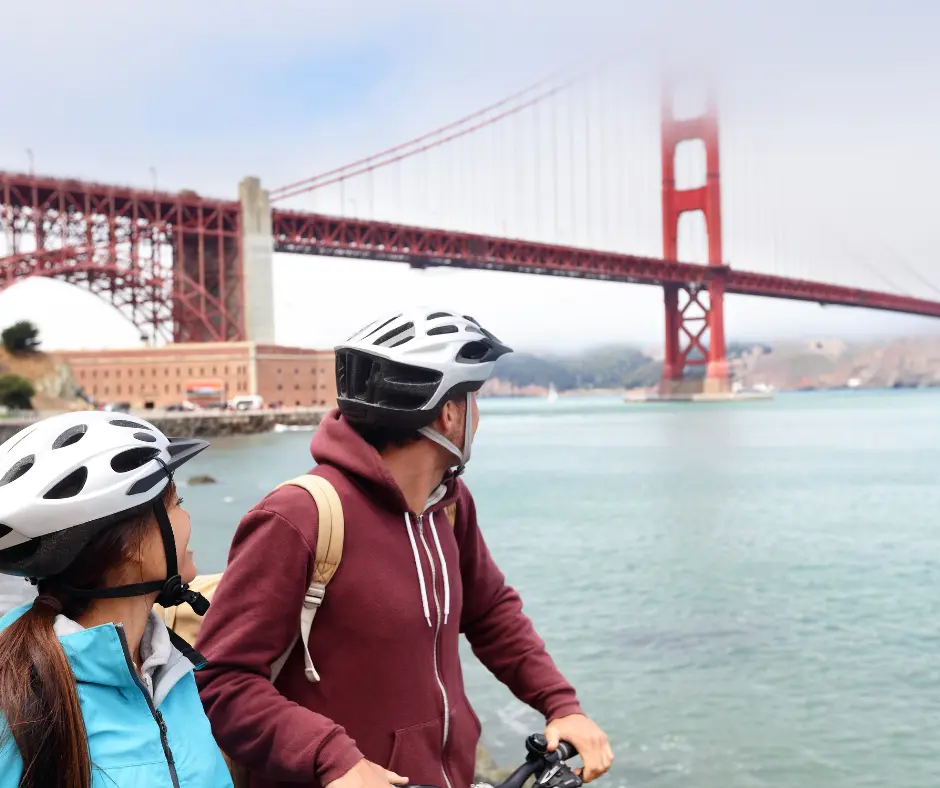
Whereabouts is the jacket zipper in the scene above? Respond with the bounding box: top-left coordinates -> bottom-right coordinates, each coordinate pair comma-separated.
416,513 -> 455,788
115,625 -> 181,788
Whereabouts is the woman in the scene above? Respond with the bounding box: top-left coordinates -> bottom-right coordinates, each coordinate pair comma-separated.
0,411 -> 233,788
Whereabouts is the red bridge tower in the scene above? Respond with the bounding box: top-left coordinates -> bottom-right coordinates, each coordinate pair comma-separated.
659,80 -> 730,396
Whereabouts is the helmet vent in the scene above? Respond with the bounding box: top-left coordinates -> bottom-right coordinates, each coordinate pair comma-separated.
110,419 -> 151,430
374,321 -> 414,347
44,467 -> 89,500
3,425 -> 37,454
427,324 -> 458,336
427,312 -> 452,320
134,432 -> 158,443
456,341 -> 490,362
359,314 -> 400,341
52,424 -> 87,449
0,455 -> 35,488
111,447 -> 161,473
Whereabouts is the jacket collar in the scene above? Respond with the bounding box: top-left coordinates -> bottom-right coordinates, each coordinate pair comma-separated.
0,604 -> 197,706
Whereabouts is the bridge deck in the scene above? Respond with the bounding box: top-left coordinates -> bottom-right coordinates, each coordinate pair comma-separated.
272,209 -> 940,319
2,170 -> 939,321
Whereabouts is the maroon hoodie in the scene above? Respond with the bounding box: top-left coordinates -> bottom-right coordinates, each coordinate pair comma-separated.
195,411 -> 583,788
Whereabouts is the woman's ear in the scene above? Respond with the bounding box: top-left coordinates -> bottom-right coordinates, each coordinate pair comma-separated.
120,518 -> 158,577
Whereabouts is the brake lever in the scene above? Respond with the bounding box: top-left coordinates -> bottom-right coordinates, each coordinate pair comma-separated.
526,733 -> 582,788
534,762 -> 582,788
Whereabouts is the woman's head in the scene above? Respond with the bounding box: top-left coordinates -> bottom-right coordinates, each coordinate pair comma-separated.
41,481 -> 195,617
0,411 -> 208,591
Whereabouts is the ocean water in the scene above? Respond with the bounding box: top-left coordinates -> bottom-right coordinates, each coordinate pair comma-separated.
4,390 -> 940,786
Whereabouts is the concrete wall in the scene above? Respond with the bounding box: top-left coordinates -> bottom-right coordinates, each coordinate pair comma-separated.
0,406 -> 329,443
239,177 -> 276,344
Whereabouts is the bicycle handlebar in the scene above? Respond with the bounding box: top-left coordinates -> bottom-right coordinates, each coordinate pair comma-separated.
551,740 -> 578,763
404,733 -> 582,788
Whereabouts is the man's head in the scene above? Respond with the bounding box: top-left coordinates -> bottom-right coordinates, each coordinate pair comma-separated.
334,309 -> 511,471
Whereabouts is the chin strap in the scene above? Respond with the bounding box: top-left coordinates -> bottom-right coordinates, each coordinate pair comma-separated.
55,473 -> 209,615
150,499 -> 210,614
418,391 -> 474,476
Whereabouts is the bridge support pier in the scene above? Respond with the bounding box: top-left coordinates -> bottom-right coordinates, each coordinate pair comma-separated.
239,176 -> 276,344
659,79 -> 730,397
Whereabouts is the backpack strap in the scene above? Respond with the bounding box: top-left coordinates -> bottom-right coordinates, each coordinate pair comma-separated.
443,502 -> 457,527
269,474 -> 345,684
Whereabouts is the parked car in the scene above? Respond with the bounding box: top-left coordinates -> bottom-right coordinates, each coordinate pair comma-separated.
231,395 -> 264,411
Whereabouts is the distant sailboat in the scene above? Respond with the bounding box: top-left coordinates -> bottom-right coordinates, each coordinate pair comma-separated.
546,383 -> 558,403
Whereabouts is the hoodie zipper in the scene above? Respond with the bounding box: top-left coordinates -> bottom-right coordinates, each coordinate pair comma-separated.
416,513 -> 455,788
115,625 -> 181,788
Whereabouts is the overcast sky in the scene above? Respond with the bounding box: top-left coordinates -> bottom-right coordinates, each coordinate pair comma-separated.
1,0 -> 938,353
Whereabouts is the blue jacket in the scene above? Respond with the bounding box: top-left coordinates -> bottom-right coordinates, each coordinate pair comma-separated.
0,603 -> 233,788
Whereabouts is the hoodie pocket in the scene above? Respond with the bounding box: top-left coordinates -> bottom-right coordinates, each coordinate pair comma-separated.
463,695 -> 482,739
387,717 -> 446,785
446,696 -> 483,787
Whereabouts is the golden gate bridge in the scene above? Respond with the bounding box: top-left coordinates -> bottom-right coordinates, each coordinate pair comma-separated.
1,63 -> 938,397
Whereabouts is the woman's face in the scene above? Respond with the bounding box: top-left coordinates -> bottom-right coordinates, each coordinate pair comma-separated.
167,493 -> 197,584
135,487 -> 197,587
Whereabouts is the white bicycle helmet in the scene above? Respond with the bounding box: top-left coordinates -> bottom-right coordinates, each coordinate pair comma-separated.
0,410 -> 210,613
335,308 -> 512,468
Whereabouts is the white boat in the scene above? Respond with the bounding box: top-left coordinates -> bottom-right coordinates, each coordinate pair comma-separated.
546,383 -> 558,403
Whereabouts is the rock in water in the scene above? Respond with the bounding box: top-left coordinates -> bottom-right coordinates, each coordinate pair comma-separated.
188,474 -> 217,485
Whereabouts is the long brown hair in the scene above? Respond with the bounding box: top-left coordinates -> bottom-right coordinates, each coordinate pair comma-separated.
0,484 -> 176,788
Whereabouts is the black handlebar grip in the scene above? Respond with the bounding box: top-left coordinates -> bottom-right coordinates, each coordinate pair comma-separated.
555,740 -> 579,761
526,733 -> 579,761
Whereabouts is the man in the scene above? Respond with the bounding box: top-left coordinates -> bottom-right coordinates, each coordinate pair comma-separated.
195,309 -> 613,788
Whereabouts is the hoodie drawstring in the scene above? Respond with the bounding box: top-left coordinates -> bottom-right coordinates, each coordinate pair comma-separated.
404,512 -> 452,627
428,512 -> 451,624
404,513 -> 432,626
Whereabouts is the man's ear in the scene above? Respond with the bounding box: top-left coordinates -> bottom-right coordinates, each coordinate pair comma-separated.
435,398 -> 458,435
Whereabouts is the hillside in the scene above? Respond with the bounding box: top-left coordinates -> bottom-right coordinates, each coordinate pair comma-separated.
0,348 -> 86,410
481,345 -> 663,396
481,335 -> 940,396
733,336 -> 940,390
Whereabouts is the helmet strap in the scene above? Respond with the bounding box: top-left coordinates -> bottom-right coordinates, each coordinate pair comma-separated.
54,498 -> 209,616
417,392 -> 474,475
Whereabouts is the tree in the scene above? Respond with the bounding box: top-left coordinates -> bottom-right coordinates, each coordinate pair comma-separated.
0,374 -> 35,410
1,321 -> 41,354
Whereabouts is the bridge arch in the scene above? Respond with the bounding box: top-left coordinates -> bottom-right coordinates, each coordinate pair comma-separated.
0,246 -> 175,343
0,174 -> 245,344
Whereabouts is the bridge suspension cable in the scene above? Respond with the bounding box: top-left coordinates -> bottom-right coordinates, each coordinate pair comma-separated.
269,63 -> 604,203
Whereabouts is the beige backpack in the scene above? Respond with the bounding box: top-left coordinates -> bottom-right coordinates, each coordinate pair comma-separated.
155,473 -> 346,685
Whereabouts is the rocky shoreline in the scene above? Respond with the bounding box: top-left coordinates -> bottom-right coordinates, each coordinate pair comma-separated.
0,407 -> 329,442
474,743 -> 517,785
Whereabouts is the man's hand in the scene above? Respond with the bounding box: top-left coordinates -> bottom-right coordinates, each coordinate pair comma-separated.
545,714 -> 613,783
326,759 -> 408,788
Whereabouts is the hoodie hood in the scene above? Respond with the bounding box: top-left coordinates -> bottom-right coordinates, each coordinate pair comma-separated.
310,409 -> 458,515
